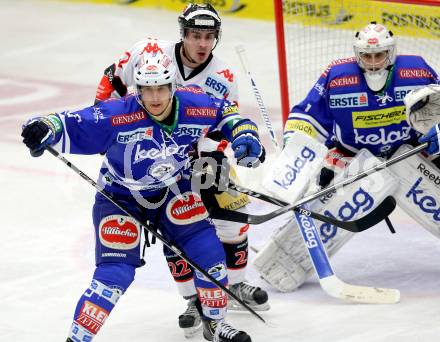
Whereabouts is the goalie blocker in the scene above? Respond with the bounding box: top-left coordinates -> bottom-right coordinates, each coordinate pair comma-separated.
254,147 -> 400,292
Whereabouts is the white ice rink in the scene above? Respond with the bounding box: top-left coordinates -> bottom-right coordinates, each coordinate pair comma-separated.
2,1 -> 440,341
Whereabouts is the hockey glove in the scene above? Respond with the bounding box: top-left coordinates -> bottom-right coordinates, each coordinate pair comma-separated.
21,115 -> 60,157
230,119 -> 265,168
419,124 -> 440,156
191,138 -> 230,194
319,147 -> 353,188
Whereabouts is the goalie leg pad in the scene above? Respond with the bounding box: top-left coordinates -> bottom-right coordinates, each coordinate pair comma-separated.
255,149 -> 400,292
253,219 -> 308,292
389,144 -> 440,237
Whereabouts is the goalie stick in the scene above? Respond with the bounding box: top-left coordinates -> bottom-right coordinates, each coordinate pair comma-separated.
226,143 -> 428,225
208,182 -> 396,233
294,205 -> 400,304
45,146 -> 266,324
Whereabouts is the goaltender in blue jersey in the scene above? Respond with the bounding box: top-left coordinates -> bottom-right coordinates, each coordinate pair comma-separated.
21,51 -> 264,342
254,22 -> 440,295
284,25 -> 439,159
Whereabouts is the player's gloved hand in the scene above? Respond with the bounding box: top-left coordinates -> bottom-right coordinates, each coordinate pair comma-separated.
419,124 -> 440,155
319,147 -> 353,187
191,138 -> 230,194
231,119 -> 265,168
200,149 -> 230,194
21,116 -> 59,157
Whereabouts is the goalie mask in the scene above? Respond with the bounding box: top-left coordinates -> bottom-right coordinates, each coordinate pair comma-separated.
404,84 -> 440,135
178,3 -> 222,42
354,22 -> 396,92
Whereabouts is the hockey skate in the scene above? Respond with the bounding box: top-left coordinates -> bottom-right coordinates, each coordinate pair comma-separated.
203,318 -> 251,342
178,295 -> 202,338
228,282 -> 270,311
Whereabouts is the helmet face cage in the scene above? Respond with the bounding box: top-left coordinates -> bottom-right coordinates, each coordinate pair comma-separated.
353,23 -> 396,73
133,52 -> 177,106
178,3 -> 222,41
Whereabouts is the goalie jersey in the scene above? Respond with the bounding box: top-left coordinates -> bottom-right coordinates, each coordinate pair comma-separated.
284,55 -> 439,158
51,86 -> 242,197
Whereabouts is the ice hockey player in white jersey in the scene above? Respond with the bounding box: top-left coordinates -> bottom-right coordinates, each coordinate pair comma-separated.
254,22 -> 440,293
95,3 -> 269,337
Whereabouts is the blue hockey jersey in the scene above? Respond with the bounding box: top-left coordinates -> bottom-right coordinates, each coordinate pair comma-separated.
284,55 -> 439,157
52,86 -> 242,196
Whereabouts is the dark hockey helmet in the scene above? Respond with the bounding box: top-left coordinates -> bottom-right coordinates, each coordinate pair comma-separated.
178,3 -> 222,40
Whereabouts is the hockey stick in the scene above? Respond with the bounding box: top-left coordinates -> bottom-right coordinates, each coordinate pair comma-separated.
209,182 -> 396,233
45,146 -> 266,324
226,143 -> 428,225
235,45 -> 280,151
294,206 -> 400,304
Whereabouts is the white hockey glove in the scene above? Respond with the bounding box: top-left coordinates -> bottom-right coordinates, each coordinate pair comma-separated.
404,84 -> 440,135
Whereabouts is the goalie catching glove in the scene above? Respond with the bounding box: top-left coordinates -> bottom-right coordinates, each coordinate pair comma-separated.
404,84 -> 440,155
230,119 -> 265,168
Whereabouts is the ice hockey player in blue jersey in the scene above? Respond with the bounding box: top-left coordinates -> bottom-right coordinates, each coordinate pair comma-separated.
21,51 -> 264,342
94,4 -> 270,336
254,22 -> 440,293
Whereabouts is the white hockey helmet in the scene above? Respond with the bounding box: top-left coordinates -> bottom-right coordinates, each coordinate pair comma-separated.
133,51 -> 177,102
354,22 -> 396,91
134,51 -> 177,88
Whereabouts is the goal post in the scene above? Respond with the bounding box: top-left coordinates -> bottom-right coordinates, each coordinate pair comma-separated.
274,0 -> 440,124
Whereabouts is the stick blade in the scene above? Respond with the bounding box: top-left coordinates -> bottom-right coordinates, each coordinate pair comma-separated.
320,275 -> 400,304
354,196 -> 397,232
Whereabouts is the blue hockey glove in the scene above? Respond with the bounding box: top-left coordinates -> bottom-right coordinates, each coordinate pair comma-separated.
21,115 -> 60,157
419,124 -> 440,155
230,119 -> 265,168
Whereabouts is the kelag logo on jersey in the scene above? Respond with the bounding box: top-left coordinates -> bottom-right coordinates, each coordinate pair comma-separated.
329,92 -> 368,108
175,124 -> 209,138
117,127 -> 153,144
134,143 -> 188,163
354,126 -> 412,145
205,77 -> 229,98
318,188 -> 374,243
394,86 -> 417,102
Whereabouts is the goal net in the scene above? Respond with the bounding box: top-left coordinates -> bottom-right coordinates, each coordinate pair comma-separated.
274,0 -> 440,122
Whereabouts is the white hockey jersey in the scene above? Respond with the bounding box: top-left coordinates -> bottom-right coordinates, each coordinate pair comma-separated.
95,38 -> 238,104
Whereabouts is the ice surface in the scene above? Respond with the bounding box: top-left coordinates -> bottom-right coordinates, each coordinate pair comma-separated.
1,1 -> 440,341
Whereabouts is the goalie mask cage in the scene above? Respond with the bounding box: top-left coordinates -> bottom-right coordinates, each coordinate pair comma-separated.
274,0 -> 440,123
